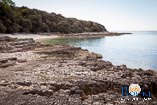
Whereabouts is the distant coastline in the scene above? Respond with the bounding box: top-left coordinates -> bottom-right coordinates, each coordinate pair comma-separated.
0,32 -> 132,41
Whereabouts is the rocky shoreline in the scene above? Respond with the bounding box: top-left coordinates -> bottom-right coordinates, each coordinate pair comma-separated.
0,36 -> 157,105
53,32 -> 132,38
0,32 -> 132,41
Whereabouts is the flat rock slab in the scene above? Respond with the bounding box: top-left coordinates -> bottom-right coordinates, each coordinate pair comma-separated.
0,57 -> 17,68
0,36 -> 37,53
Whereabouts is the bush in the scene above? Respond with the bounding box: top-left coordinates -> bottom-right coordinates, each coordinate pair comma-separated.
0,21 -> 7,33
28,15 -> 42,33
57,21 -> 71,34
47,22 -> 57,32
6,23 -> 21,33
40,23 -> 50,32
19,18 -> 32,33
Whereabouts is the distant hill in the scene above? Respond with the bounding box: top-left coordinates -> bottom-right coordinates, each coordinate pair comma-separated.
0,3 -> 107,34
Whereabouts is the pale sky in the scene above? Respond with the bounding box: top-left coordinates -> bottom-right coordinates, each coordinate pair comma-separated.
13,0 -> 157,31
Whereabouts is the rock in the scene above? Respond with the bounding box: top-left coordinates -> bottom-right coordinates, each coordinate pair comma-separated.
121,72 -> 133,78
17,59 -> 27,63
76,80 -> 118,95
0,80 -> 9,86
0,37 -> 157,105
16,81 -> 32,86
0,57 -> 17,68
150,81 -> 157,98
70,86 -> 83,95
0,36 -> 37,53
23,89 -> 53,97
119,65 -> 127,70
0,61 -> 16,68
0,36 -> 17,42
79,60 -> 113,71
143,70 -> 154,76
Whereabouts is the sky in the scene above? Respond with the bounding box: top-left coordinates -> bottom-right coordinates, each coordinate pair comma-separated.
13,0 -> 157,31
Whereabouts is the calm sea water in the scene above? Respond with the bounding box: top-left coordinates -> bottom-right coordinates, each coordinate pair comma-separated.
68,31 -> 157,70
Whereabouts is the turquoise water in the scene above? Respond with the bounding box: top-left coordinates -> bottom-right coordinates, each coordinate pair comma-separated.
68,31 -> 157,70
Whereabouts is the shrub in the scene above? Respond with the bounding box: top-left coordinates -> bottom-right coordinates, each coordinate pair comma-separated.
6,23 -> 21,33
19,18 -> 32,33
0,20 -> 7,33
40,23 -> 50,32
57,21 -> 71,34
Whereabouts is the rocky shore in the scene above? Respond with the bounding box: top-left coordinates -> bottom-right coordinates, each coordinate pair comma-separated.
53,32 -> 132,38
0,36 -> 157,105
0,32 -> 132,41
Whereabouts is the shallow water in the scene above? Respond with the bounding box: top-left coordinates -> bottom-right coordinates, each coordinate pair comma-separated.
68,31 -> 157,70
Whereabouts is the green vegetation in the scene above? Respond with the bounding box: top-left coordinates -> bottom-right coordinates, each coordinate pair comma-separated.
1,0 -> 15,6
0,1 -> 107,34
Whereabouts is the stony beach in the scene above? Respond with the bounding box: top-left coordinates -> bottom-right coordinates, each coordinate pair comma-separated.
0,35 -> 157,105
0,32 -> 131,40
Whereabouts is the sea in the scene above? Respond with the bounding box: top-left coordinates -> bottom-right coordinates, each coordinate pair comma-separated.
68,31 -> 157,70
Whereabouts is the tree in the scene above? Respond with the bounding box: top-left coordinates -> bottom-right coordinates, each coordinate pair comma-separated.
1,0 -> 15,7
